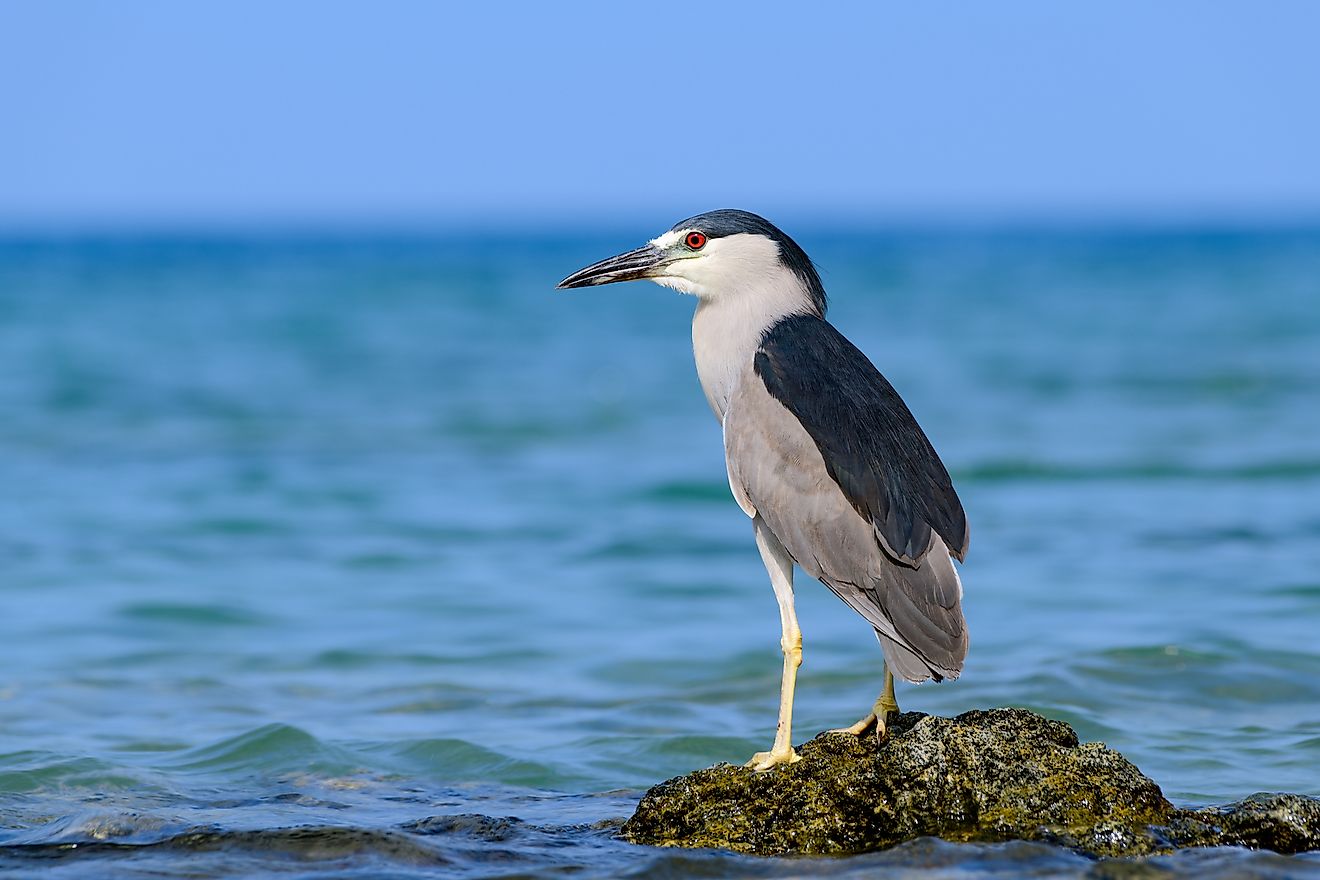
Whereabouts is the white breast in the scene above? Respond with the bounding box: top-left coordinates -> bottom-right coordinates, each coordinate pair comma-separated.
692,295 -> 781,420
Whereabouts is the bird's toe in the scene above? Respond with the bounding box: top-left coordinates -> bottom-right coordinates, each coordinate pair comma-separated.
744,748 -> 800,771
829,707 -> 893,743
827,714 -> 877,737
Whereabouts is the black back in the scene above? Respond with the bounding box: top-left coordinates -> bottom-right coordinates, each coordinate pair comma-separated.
754,314 -> 968,566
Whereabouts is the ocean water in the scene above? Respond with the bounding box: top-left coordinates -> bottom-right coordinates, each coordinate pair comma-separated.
1,227 -> 1318,878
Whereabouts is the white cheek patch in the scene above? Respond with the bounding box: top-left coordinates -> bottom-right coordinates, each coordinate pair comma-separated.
647,231 -> 795,303
679,234 -> 783,290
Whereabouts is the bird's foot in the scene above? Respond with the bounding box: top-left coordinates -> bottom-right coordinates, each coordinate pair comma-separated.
828,696 -> 899,743
744,747 -> 800,772
827,713 -> 882,738
827,710 -> 889,742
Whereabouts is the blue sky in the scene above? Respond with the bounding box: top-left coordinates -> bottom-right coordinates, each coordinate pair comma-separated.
3,2 -> 1318,228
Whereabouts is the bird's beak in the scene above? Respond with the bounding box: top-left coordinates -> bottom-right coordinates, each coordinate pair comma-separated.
556,244 -> 669,289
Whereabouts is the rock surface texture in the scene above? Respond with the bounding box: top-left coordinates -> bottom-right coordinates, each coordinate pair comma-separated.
622,709 -> 1320,858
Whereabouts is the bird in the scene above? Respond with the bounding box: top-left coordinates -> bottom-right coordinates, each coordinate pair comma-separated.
557,210 -> 968,771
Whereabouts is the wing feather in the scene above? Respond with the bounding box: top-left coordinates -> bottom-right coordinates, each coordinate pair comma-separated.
724,317 -> 970,681
753,314 -> 968,565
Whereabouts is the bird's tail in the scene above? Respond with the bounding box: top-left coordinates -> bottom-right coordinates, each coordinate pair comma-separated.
874,535 -> 968,683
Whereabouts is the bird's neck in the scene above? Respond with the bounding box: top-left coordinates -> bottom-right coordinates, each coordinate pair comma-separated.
691,285 -> 817,422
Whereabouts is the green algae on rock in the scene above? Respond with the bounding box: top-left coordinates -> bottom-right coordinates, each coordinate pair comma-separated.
622,708 -> 1320,858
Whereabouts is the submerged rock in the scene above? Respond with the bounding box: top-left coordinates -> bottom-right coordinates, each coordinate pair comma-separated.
622,708 -> 1320,858
1165,792 -> 1320,854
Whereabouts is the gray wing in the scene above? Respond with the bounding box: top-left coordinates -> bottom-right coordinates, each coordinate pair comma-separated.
724,365 -> 968,682
755,315 -> 968,565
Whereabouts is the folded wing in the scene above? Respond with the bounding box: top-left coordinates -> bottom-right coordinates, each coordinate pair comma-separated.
724,314 -> 969,681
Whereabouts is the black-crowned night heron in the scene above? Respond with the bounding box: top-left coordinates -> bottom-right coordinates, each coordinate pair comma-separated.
558,210 -> 969,771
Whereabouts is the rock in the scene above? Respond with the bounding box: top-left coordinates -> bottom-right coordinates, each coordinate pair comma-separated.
1166,793 -> 1320,855
622,708 -> 1320,858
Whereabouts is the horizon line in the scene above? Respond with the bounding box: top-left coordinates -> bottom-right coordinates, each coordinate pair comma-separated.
4,205 -> 1320,240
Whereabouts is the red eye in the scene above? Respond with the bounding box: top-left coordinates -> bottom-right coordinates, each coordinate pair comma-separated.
685,231 -> 707,250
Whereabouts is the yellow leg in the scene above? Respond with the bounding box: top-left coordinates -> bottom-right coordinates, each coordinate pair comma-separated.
829,664 -> 900,740
745,519 -> 802,771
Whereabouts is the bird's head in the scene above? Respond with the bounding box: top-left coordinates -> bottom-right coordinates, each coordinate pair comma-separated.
556,209 -> 826,316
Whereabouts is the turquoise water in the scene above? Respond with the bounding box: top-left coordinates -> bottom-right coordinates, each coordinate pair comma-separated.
1,229 -> 1319,877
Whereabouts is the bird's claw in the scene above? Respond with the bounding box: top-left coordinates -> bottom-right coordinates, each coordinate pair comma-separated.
827,715 -> 880,738
744,747 -> 800,771
828,705 -> 894,743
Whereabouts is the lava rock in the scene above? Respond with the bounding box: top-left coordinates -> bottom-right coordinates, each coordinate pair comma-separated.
622,708 -> 1320,858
